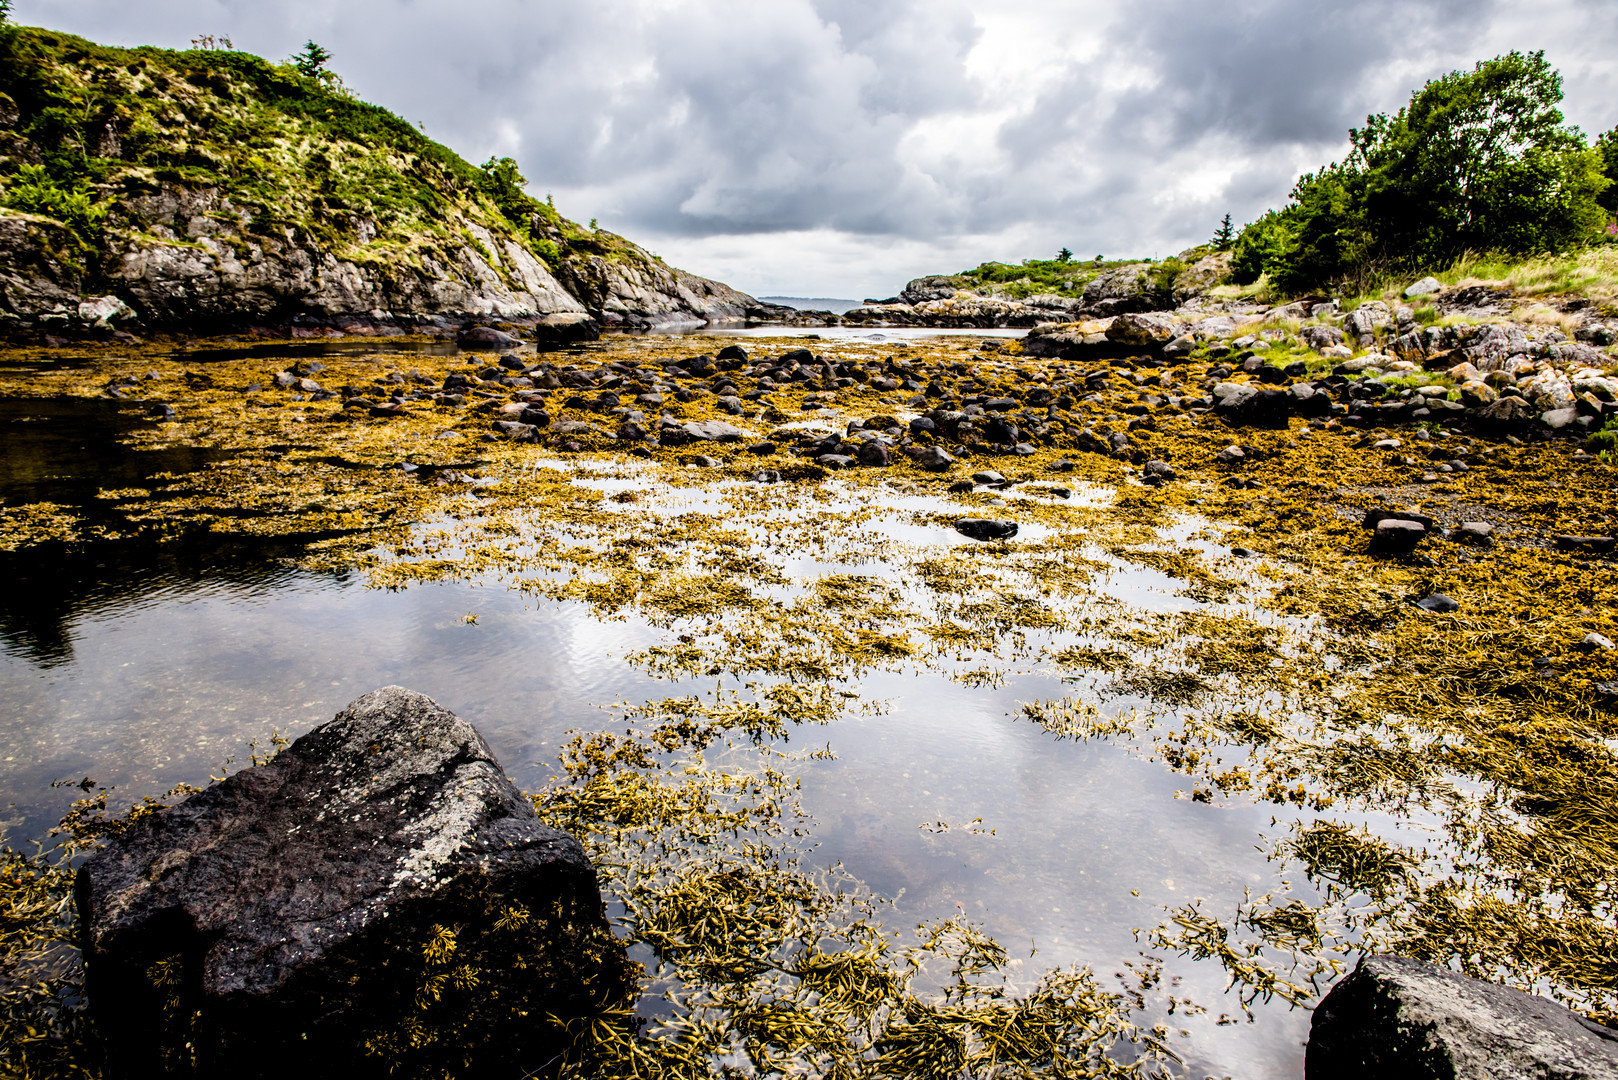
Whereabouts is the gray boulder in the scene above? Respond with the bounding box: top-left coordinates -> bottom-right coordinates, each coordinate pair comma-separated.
681,419 -> 747,442
76,687 -> 627,1079
1307,954 -> 1618,1080
1404,276 -> 1442,298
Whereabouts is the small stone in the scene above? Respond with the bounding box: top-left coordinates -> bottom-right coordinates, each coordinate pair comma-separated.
1451,522 -> 1494,545
686,454 -> 719,468
1581,632 -> 1615,651
1403,276 -> 1441,298
972,470 -> 1006,485
911,445 -> 955,471
1416,593 -> 1460,613
815,454 -> 856,469
955,518 -> 1019,541
1216,445 -> 1246,464
1230,547 -> 1256,558
746,441 -> 776,455
1050,458 -> 1075,472
947,479 -> 975,493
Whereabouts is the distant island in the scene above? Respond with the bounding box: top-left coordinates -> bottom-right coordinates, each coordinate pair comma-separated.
759,296 -> 863,315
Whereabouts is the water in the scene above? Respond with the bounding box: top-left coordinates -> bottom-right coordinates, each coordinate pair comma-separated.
0,395 -> 1321,1079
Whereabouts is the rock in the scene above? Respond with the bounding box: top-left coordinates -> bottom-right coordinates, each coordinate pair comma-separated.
1144,460 -> 1176,480
687,454 -> 720,468
1216,445 -> 1246,464
549,419 -> 603,437
457,325 -> 524,349
1404,276 -> 1442,298
815,453 -> 856,469
1581,632 -> 1615,651
491,419 -> 538,440
1162,334 -> 1195,357
1374,519 -> 1428,551
972,470 -> 1007,485
1476,396 -> 1536,426
1555,535 -> 1617,554
77,687 -> 625,1078
1542,407 -> 1579,430
981,417 -> 1020,444
746,440 -> 776,455
955,518 -> 1019,541
1416,593 -> 1460,612
1231,547 -> 1256,558
1459,380 -> 1497,407
681,419 -> 746,443
1306,953 -> 1618,1080
1300,325 -> 1347,352
1451,522 -> 1494,545
1105,312 -> 1178,349
717,344 -> 749,362
79,294 -> 137,328
856,440 -> 893,467
911,445 -> 955,471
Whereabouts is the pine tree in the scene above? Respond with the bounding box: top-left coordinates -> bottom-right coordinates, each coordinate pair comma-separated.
1055,247 -> 1073,263
1213,213 -> 1235,250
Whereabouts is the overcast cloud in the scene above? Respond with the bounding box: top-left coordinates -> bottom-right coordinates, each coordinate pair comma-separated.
17,0 -> 1618,298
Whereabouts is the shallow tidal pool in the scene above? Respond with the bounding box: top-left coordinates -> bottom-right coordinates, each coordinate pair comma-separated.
4,332 -> 1617,1079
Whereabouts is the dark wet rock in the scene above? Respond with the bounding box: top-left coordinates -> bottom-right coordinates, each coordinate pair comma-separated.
857,440 -> 893,467
1416,593 -> 1460,612
955,518 -> 1019,541
1216,445 -> 1246,465
368,402 -> 406,418
983,397 -> 1019,412
77,687 -> 621,1079
457,325 -> 524,350
948,479 -> 975,493
746,441 -> 776,455
1554,535 -> 1617,554
1306,954 -> 1618,1080
972,470 -> 1006,485
686,454 -> 720,468
816,453 -> 856,469
1050,458 -> 1075,472
1596,680 -> 1618,710
1144,460 -> 1175,480
1231,547 -> 1256,558
717,344 -> 749,362
909,416 -> 936,434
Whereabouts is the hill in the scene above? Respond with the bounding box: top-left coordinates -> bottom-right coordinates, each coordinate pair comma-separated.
0,25 -> 786,338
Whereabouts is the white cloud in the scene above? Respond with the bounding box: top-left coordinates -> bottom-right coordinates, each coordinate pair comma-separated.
18,0 -> 1618,298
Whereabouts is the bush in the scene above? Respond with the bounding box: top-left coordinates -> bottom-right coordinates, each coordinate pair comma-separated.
1239,51 -> 1613,293
0,163 -> 111,248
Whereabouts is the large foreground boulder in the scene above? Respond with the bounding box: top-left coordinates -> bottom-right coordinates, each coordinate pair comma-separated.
1307,954 -> 1618,1080
77,687 -> 630,1079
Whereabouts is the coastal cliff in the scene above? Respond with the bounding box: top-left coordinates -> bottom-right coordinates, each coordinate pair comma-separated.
0,26 -> 788,338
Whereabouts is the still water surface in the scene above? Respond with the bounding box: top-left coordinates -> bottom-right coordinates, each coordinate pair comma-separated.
0,383 -> 1319,1079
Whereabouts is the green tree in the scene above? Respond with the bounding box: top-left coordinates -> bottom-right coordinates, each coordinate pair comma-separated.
1229,211 -> 1292,285
1597,126 -> 1618,216
1055,246 -> 1072,263
0,0 -> 11,24
291,40 -> 332,78
1346,50 -> 1607,266
1212,213 -> 1235,250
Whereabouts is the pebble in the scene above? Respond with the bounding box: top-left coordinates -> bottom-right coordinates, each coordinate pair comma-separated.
1415,594 -> 1460,613
1581,632 -> 1615,651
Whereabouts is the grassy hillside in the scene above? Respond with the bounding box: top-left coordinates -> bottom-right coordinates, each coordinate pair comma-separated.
944,250 -> 1213,300
0,24 -> 644,286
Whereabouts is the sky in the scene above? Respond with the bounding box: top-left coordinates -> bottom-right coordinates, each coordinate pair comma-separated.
17,0 -> 1618,300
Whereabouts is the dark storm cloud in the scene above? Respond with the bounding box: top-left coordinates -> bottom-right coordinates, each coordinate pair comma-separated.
14,0 -> 1618,293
